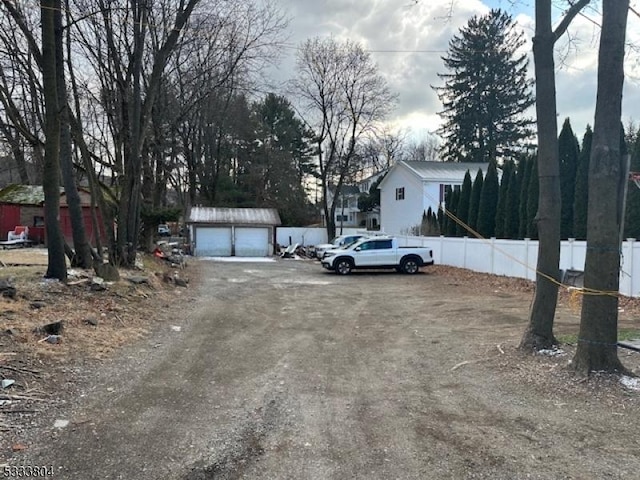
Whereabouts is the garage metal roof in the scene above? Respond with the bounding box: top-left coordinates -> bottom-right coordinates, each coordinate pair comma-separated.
188,207 -> 281,226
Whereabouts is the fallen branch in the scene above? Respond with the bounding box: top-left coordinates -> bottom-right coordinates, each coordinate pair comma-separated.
0,394 -> 48,402
114,314 -> 125,326
451,356 -> 492,371
0,365 -> 42,376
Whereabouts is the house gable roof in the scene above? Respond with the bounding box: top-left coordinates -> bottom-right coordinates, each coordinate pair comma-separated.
402,161 -> 490,181
377,161 -> 490,189
188,207 -> 281,226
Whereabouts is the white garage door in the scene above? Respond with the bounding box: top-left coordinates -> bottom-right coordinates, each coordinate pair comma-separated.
195,227 -> 232,256
235,227 -> 269,257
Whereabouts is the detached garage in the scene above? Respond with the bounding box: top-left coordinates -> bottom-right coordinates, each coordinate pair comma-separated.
188,207 -> 281,257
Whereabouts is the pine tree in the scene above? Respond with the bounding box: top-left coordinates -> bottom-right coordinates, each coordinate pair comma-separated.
526,157 -> 539,239
435,9 -> 534,163
505,162 -> 521,239
446,187 -> 460,236
423,207 -> 440,236
624,128 -> 640,238
558,118 -> 580,239
443,186 -> 453,234
519,155 -> 533,238
437,205 -> 445,234
573,125 -> 592,240
456,171 -> 473,236
495,160 -> 513,238
468,169 -> 484,232
477,162 -> 500,238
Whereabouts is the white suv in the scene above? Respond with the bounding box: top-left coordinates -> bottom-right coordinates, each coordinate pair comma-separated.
315,234 -> 366,259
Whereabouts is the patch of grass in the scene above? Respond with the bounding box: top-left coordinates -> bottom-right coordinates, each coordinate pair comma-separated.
618,329 -> 640,341
557,329 -> 640,345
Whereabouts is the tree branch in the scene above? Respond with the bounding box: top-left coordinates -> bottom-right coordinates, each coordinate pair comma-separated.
553,0 -> 591,43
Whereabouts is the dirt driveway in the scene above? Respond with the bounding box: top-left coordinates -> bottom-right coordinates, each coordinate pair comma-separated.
12,258 -> 640,479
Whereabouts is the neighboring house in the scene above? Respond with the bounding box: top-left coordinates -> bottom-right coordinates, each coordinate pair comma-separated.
356,170 -> 387,230
187,206 -> 281,257
322,170 -> 388,230
378,161 -> 489,235
322,185 -> 361,229
0,184 -> 106,245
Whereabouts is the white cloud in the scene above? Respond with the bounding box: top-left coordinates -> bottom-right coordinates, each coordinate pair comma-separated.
265,0 -> 640,144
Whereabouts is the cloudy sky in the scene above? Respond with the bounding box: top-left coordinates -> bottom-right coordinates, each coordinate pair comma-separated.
266,0 -> 640,144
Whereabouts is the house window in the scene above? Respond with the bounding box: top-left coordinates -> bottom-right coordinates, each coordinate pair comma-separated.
336,215 -> 349,222
34,216 -> 44,227
395,187 -> 405,200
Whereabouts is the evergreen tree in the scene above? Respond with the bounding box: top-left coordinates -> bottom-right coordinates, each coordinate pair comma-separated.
437,206 -> 445,234
420,210 -> 429,236
558,118 -> 580,239
468,169 -> 484,232
456,171 -> 473,236
248,93 -> 315,225
624,128 -> 640,238
446,187 -> 460,236
519,155 -> 533,238
495,160 -> 513,238
435,9 -> 534,163
422,207 -> 440,236
477,162 -> 500,238
504,162 -> 521,239
573,125 -> 592,240
443,186 -> 453,234
526,157 -> 539,239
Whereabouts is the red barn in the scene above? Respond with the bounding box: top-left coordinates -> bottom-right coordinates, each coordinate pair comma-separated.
0,184 -> 107,245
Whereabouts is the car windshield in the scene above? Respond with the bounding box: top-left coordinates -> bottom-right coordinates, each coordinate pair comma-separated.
343,238 -> 361,248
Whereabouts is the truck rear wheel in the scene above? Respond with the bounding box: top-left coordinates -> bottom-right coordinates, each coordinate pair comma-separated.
401,257 -> 420,274
335,258 -> 353,275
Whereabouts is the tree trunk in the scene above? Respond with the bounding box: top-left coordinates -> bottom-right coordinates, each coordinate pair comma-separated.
520,0 -> 590,350
41,0 -> 66,281
572,0 -> 629,374
520,0 -> 560,350
55,0 -> 92,268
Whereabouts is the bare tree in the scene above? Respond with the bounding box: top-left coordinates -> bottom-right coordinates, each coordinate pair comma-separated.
292,37 -> 396,239
69,0 -> 200,267
404,131 -> 441,162
0,2 -> 44,184
572,0 -> 630,374
519,0 -> 590,350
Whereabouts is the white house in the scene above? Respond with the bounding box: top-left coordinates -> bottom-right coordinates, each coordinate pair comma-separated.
321,170 -> 388,230
322,185 -> 362,228
378,161 -> 489,235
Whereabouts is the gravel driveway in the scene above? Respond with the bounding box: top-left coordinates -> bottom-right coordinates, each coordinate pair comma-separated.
18,258 -> 640,479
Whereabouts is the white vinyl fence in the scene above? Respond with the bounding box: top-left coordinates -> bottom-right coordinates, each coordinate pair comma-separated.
277,227 -> 640,298
394,235 -> 640,298
276,227 -> 362,247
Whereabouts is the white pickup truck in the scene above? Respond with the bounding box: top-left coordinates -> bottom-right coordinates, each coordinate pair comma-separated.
321,237 -> 434,275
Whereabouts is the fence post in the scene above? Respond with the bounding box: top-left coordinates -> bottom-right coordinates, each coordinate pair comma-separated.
463,236 -> 467,269
524,238 -> 531,280
490,237 -> 496,274
627,238 -> 635,297
568,238 -> 575,269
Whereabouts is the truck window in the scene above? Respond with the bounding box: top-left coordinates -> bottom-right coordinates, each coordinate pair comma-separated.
373,240 -> 392,249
